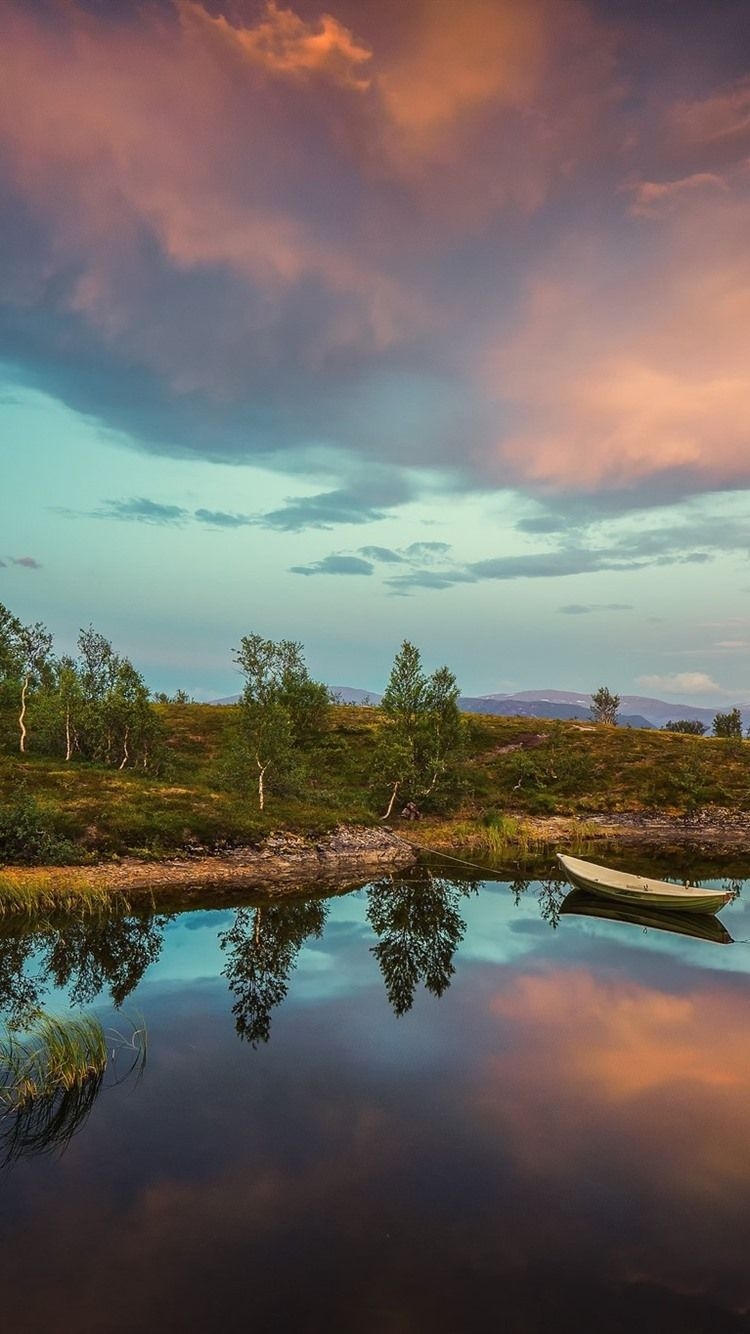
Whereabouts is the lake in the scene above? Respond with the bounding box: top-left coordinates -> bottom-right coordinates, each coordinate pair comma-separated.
2,862 -> 750,1333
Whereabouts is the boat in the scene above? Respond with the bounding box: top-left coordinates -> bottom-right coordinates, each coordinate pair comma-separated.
559,888 -> 734,944
556,853 -> 733,915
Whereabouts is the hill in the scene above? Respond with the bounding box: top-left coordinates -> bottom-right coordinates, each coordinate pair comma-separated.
2,703 -> 750,869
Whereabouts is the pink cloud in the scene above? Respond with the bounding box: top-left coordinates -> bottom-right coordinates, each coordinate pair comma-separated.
628,171 -> 731,218
669,77 -> 750,155
0,0 -> 748,501
484,160 -> 750,495
0,0 -> 415,397
180,0 -> 372,87
373,0 -> 621,218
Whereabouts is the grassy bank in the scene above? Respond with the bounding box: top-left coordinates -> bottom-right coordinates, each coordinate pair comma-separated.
1,704 -> 749,876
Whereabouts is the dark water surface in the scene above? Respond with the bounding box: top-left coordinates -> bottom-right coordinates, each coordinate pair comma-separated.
3,865 -> 750,1333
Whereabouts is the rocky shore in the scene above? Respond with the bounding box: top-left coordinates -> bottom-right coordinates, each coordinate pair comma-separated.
0,825 -> 418,905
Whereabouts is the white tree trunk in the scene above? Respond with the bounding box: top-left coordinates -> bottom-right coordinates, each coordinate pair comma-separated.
258,759 -> 269,810
382,780 -> 400,820
119,725 -> 130,769
65,704 -> 72,762
19,675 -> 29,753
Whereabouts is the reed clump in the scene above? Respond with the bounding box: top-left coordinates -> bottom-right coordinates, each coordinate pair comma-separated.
0,1010 -> 147,1163
1,1012 -> 107,1109
0,871 -> 129,918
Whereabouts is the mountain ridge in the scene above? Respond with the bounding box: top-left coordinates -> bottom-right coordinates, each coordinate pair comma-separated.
211,686 -> 750,729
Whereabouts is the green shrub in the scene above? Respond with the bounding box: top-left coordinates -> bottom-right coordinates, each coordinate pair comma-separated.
0,790 -> 80,866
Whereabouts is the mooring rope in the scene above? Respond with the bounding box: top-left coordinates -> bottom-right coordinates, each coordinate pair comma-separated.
384,829 -> 550,879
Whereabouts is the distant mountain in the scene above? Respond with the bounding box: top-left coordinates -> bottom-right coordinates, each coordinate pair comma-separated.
480,690 -> 750,729
209,685 -> 750,730
328,686 -> 382,705
209,686 -> 382,707
458,696 -> 654,728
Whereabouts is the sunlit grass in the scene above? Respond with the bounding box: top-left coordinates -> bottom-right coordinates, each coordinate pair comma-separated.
1,1012 -> 107,1106
0,870 -> 130,917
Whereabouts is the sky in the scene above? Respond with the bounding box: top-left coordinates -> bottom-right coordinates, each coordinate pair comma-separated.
1,0 -> 750,702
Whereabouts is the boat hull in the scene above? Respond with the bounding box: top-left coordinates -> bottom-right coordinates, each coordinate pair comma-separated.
557,853 -> 732,915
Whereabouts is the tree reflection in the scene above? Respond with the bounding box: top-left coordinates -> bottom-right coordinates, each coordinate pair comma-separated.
367,868 -> 477,1017
40,912 -> 167,1008
0,932 -> 44,1026
536,876 -> 567,929
0,911 -> 167,1026
509,877 -> 531,908
219,899 -> 329,1046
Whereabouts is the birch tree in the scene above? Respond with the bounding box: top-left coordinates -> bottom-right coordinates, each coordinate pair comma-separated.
0,605 -> 53,753
233,634 -> 329,809
590,686 -> 620,726
377,641 -> 463,817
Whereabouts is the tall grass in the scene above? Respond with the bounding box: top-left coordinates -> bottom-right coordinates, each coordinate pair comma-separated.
0,1010 -> 146,1163
1,1012 -> 107,1105
0,871 -> 130,917
414,812 -> 602,864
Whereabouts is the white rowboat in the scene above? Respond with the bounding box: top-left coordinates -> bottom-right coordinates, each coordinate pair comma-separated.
557,853 -> 733,915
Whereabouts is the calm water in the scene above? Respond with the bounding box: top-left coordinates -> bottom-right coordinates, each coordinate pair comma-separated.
2,864 -> 750,1333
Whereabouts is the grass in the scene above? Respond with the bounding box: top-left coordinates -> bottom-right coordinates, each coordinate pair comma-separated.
0,1010 -> 147,1163
0,870 -> 131,917
410,813 -> 601,862
1,704 -> 750,871
1,1012 -> 107,1105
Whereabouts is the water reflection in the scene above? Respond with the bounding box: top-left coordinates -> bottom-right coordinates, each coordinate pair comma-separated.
561,889 -> 735,944
0,868 -> 750,1330
366,867 -> 478,1016
0,867 -> 743,1045
1,1053 -> 106,1167
0,911 -> 168,1026
219,899 -> 328,1045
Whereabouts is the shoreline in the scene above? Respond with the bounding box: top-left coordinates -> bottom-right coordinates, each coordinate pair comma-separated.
1,812 -> 748,913
0,825 -> 418,911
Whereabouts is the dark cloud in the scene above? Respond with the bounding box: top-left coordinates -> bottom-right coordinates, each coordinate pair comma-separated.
469,551 -> 628,580
194,509 -> 252,529
10,555 -> 42,569
358,546 -> 405,563
291,503 -> 744,595
515,515 -> 570,534
558,602 -> 633,615
67,474 -> 413,534
386,568 -> 477,594
253,484 -> 404,532
96,497 -> 189,524
289,555 -> 374,576
404,541 -> 452,559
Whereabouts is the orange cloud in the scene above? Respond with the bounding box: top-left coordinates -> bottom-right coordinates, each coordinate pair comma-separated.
485,165 -> 750,494
178,0 -> 372,87
480,965 -> 750,1206
0,0 -> 415,395
374,0 -> 620,217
